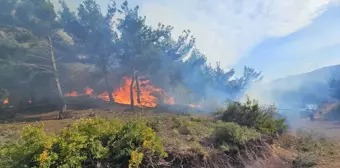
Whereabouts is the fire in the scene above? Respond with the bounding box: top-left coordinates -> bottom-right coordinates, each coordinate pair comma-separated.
65,91 -> 79,97
64,77 -> 175,108
97,92 -> 111,102
84,87 -> 93,95
3,98 -> 8,104
113,77 -> 174,107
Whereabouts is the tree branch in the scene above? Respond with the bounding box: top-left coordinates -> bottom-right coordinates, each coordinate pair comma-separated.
16,61 -> 54,73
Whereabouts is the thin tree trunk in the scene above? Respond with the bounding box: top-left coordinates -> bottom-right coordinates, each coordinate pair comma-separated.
48,36 -> 66,119
130,73 -> 135,110
104,73 -> 114,103
135,74 -> 141,105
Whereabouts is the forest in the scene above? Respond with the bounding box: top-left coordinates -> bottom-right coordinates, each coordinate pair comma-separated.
0,0 -> 262,119
6,0 -> 340,168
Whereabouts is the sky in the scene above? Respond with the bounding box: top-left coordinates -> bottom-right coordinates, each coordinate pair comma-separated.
56,0 -> 340,81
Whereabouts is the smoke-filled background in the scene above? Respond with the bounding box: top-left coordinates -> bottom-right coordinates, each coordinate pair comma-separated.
0,0 -> 266,117
3,1 -> 340,168
1,0 -> 340,123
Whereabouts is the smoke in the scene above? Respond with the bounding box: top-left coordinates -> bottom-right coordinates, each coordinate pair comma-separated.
238,65 -> 340,128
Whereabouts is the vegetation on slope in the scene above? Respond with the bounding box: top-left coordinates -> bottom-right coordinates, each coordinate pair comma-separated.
216,98 -> 287,135
0,117 -> 166,168
0,100 -> 288,168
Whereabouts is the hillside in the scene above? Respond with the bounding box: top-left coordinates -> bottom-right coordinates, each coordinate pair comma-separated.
256,64 -> 340,108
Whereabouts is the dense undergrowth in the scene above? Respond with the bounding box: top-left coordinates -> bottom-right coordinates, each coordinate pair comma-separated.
0,118 -> 167,168
0,100 -> 288,168
216,99 -> 287,135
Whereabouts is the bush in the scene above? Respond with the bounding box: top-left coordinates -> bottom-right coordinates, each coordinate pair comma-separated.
216,98 -> 287,135
292,153 -> 317,168
214,121 -> 260,150
0,124 -> 53,168
0,117 -> 167,168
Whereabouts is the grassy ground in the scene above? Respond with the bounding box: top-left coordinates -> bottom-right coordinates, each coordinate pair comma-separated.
0,108 -> 226,158
1,106 -> 340,167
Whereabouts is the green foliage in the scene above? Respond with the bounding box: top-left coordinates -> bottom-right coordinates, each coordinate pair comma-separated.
0,117 -> 167,168
216,98 -> 287,135
0,124 -> 54,168
171,116 -> 215,139
214,121 -> 260,147
0,0 -> 262,111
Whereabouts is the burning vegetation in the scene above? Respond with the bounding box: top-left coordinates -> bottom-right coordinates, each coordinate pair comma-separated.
3,98 -> 8,104
0,0 -> 262,117
0,0 -> 283,167
2,0 -> 340,167
65,77 -> 176,108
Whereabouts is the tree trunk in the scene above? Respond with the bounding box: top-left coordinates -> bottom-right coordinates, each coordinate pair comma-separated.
130,74 -> 135,110
104,73 -> 114,103
48,36 -> 66,119
135,74 -> 141,105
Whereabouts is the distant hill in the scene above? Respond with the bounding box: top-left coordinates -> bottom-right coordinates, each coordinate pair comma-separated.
253,64 -> 340,108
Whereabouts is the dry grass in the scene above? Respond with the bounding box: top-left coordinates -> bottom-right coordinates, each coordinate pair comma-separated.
278,130 -> 340,168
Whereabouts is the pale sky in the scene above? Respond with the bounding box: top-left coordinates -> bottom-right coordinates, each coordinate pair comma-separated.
56,0 -> 340,81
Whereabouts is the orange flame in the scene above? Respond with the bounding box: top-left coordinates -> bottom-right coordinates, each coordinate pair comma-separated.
65,91 -> 79,97
64,78 -> 175,108
3,98 -> 8,104
112,77 -> 174,107
112,77 -> 133,105
97,92 -> 111,102
84,87 -> 93,95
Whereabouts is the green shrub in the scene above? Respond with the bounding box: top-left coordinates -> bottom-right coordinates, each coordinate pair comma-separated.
216,98 -> 287,135
214,121 -> 260,148
170,116 -> 215,139
1,117 -> 167,168
0,124 -> 54,168
292,153 -> 317,168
